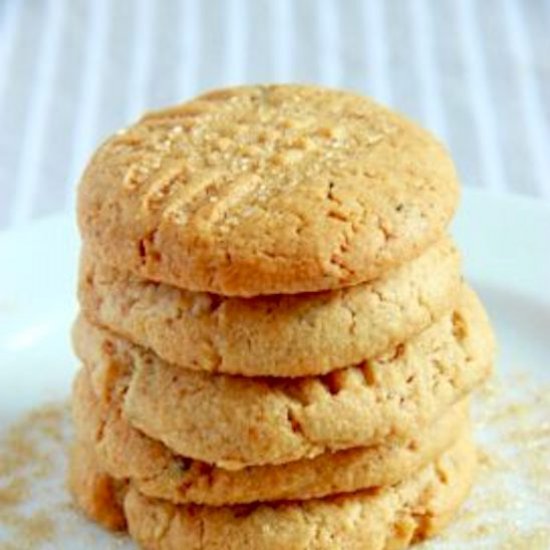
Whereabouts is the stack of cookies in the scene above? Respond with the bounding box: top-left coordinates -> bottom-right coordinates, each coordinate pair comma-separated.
69,85 -> 495,549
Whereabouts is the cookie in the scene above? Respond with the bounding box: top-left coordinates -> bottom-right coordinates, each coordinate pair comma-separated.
67,442 -> 127,531
79,236 -> 461,377
72,365 -> 470,505
73,285 -> 493,469
70,432 -> 476,549
78,85 -> 460,296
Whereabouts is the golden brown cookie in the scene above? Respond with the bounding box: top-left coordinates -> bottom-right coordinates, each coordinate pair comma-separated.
78,236 -> 461,377
69,432 -> 476,549
73,285 -> 493,469
67,443 -> 127,531
124,433 -> 476,550
78,85 -> 460,296
72,365 -> 470,505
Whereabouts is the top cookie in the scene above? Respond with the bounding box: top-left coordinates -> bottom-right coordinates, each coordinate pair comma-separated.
78,85 -> 460,296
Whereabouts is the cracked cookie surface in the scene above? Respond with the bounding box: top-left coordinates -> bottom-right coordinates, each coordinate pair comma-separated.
72,365 -> 469,505
69,430 -> 476,550
78,236 -> 460,377
73,286 -> 493,469
78,85 -> 459,296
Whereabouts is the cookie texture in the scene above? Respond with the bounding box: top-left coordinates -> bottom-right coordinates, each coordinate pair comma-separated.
79,236 -> 461,377
73,286 -> 493,469
78,85 -> 460,296
119,433 -> 475,550
67,443 -> 127,531
72,365 -> 469,505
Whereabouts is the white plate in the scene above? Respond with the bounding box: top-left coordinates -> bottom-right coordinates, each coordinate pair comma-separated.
0,189 -> 549,548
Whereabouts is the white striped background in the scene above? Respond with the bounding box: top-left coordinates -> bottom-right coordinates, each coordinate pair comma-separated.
0,0 -> 549,229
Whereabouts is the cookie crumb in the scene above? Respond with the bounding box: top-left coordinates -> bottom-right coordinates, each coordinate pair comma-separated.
433,370 -> 550,548
0,402 -> 69,548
